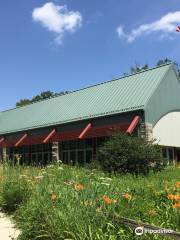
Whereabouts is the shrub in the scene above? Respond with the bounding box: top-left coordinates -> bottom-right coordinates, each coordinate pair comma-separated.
0,178 -> 30,213
97,132 -> 164,175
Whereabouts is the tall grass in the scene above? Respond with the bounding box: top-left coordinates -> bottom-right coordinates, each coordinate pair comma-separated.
0,164 -> 179,240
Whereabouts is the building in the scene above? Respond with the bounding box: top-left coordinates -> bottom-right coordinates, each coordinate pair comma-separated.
0,63 -> 180,165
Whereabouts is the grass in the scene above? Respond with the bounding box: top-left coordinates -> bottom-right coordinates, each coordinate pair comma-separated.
0,164 -> 179,240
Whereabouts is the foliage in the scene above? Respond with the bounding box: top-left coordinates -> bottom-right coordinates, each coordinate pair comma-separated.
156,58 -> 172,66
0,164 -> 179,240
97,132 -> 164,175
126,58 -> 180,78
130,63 -> 149,74
16,90 -> 70,107
156,58 -> 180,77
0,169 -> 30,212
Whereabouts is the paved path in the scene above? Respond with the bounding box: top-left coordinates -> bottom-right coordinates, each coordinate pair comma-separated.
0,212 -> 20,240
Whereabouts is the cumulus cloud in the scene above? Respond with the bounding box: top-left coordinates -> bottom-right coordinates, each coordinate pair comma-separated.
117,11 -> 180,42
32,2 -> 82,44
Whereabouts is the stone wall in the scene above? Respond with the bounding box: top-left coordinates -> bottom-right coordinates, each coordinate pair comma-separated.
140,123 -> 153,142
52,142 -> 59,163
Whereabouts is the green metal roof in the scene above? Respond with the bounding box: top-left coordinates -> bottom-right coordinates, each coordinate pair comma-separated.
0,64 -> 172,135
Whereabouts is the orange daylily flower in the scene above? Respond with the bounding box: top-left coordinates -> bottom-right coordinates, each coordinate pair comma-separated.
122,193 -> 132,200
167,194 -> 175,200
175,182 -> 180,188
167,194 -> 180,201
102,195 -> 112,204
174,195 -> 180,201
172,202 -> 180,209
74,183 -> 85,191
102,195 -> 117,204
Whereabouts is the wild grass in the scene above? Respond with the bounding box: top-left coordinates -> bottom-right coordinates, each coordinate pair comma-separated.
0,164 -> 179,240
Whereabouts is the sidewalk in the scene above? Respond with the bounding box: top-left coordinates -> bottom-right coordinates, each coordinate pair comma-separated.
0,212 -> 20,240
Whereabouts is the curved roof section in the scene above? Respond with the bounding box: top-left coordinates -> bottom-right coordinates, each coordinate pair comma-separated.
0,64 -> 171,134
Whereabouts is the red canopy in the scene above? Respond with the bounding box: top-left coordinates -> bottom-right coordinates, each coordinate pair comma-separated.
0,117 -> 140,147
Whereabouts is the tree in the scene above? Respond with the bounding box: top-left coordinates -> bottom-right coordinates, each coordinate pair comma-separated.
156,58 -> 180,78
130,64 -> 149,74
128,58 -> 180,78
31,91 -> 55,102
97,132 -> 164,175
16,99 -> 31,107
16,90 -> 70,107
156,58 -> 172,66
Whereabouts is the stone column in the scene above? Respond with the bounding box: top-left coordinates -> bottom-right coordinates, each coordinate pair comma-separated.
140,122 -> 153,142
52,142 -> 59,163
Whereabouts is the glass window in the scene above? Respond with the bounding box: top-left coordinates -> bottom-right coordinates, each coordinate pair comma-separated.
36,144 -> 43,152
86,150 -> 93,163
31,145 -> 36,153
31,154 -> 37,165
62,141 -> 69,150
85,138 -> 93,148
77,151 -> 84,166
70,151 -> 76,165
24,145 -> 29,153
97,137 -> 106,147
162,148 -> 167,158
77,139 -> 84,149
69,140 -> 76,150
43,143 -> 51,152
63,152 -> 69,164
168,148 -> 173,160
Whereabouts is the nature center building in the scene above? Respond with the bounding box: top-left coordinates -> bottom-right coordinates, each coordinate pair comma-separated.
0,64 -> 180,165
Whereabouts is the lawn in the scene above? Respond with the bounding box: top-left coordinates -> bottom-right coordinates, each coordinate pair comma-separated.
0,164 -> 179,240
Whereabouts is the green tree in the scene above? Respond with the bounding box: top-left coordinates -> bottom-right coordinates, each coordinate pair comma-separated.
156,58 -> 172,66
97,132 -> 164,175
16,99 -> 31,107
31,91 -> 55,102
156,58 -> 180,78
130,63 -> 149,74
16,90 -> 70,107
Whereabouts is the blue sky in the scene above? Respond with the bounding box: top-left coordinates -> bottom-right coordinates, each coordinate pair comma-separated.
0,0 -> 180,111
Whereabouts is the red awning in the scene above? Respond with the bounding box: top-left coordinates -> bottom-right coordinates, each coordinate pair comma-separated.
126,116 -> 140,135
43,129 -> 56,143
0,137 -> 5,145
78,123 -> 92,139
14,133 -> 28,147
1,121 -> 132,147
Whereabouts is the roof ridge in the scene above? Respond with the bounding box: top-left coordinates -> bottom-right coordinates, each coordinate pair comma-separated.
0,63 -> 172,113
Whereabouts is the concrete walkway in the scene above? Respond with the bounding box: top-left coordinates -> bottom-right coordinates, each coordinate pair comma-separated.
0,212 -> 20,240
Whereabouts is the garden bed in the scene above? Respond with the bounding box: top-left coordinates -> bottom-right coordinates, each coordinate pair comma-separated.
0,164 -> 179,240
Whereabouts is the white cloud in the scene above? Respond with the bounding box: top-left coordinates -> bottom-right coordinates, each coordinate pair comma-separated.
117,11 -> 180,42
32,2 -> 82,44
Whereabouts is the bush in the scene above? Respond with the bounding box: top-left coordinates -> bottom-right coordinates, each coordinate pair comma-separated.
97,132 -> 164,175
0,178 -> 30,213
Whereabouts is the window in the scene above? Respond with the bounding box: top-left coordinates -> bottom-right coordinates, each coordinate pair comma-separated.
162,148 -> 167,158
85,138 -> 93,148
77,151 -> 84,165
168,148 -> 173,161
